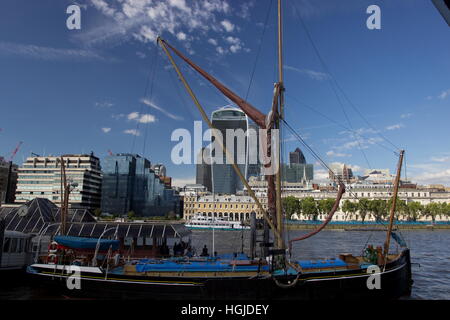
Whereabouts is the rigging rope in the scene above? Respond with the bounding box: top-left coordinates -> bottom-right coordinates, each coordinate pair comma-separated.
285,94 -> 399,156
291,3 -> 400,155
130,48 -> 159,155
245,0 -> 274,101
142,50 -> 159,158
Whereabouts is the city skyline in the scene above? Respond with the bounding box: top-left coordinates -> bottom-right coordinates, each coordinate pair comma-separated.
0,1 -> 449,187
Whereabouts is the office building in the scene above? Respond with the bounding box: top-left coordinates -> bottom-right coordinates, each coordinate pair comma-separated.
210,106 -> 248,194
101,154 -> 179,217
289,147 -> 306,164
195,147 -> 212,192
0,158 -> 18,204
15,154 -> 102,210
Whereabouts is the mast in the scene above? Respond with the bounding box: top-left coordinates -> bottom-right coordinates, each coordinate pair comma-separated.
383,150 -> 405,264
158,38 -> 283,245
274,0 -> 285,249
60,156 -> 67,236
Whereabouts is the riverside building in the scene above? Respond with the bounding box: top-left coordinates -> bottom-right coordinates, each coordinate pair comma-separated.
14,154 -> 102,210
0,157 -> 18,204
183,194 -> 268,222
101,153 -> 180,217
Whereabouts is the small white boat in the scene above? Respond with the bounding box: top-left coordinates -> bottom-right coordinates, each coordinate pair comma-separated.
185,215 -> 250,230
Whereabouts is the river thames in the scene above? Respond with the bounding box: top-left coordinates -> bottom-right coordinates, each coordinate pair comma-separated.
1,229 -> 449,300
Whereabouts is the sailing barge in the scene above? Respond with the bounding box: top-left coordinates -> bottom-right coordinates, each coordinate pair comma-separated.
27,0 -> 413,300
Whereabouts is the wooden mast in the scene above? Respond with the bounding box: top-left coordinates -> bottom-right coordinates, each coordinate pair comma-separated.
275,0 -> 285,250
383,150 -> 405,264
60,156 -> 67,236
157,38 -> 283,245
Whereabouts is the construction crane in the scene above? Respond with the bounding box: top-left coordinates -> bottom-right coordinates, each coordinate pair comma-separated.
8,141 -> 23,162
107,149 -> 113,156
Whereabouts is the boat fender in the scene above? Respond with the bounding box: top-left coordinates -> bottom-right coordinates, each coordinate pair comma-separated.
47,253 -> 58,265
48,241 -> 58,254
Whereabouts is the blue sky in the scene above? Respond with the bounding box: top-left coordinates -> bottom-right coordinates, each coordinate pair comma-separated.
0,0 -> 449,186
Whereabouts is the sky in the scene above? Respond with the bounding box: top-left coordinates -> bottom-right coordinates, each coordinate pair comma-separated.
0,0 -> 449,187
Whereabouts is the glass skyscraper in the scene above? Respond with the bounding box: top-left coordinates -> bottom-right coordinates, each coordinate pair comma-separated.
101,154 -> 178,216
210,106 -> 249,194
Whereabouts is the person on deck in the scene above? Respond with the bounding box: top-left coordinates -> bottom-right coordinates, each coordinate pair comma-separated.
200,245 -> 209,257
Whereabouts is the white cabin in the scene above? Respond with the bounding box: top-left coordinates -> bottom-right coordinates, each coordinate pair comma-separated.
1,231 -> 34,271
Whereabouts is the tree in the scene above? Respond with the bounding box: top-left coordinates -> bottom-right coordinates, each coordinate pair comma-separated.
127,210 -> 136,220
387,198 -> 407,221
406,202 -> 422,222
342,200 -> 358,221
93,208 -> 102,219
369,199 -> 388,222
357,198 -> 371,222
424,203 -> 440,224
300,197 -> 319,221
282,196 -> 300,220
317,198 -> 335,219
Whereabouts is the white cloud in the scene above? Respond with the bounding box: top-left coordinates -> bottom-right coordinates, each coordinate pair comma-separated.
400,113 -> 412,119
138,114 -> 156,123
127,112 -> 140,121
236,1 -> 255,19
101,127 -> 111,133
0,41 -> 105,61
438,89 -> 450,100
78,0 -> 235,52
385,123 -> 404,131
208,38 -> 218,46
431,156 -> 450,163
111,113 -> 125,120
127,111 -> 156,123
141,98 -> 183,120
413,169 -> 450,185
221,20 -> 235,32
216,46 -> 226,55
176,32 -> 187,41
136,51 -> 146,59
169,0 -> 191,13
124,129 -> 140,136
172,176 -> 196,188
284,65 -> 329,81
326,150 -> 351,158
95,101 -> 113,108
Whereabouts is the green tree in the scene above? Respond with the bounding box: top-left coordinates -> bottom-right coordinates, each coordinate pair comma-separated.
369,199 -> 388,222
342,200 -> 358,221
357,198 -> 371,222
406,201 -> 422,222
127,210 -> 136,220
317,198 -> 335,219
300,197 -> 319,220
93,208 -> 102,219
282,196 -> 300,220
387,198 -> 407,221
424,203 -> 440,224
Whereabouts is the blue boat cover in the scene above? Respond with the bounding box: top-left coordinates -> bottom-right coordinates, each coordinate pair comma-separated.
134,260 -> 269,273
54,235 -> 120,251
297,258 -> 347,269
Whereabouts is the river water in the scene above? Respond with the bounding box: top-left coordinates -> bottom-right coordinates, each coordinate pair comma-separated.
1,229 -> 449,300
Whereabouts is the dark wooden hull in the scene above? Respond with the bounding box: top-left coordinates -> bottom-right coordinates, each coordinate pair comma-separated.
27,249 -> 412,300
